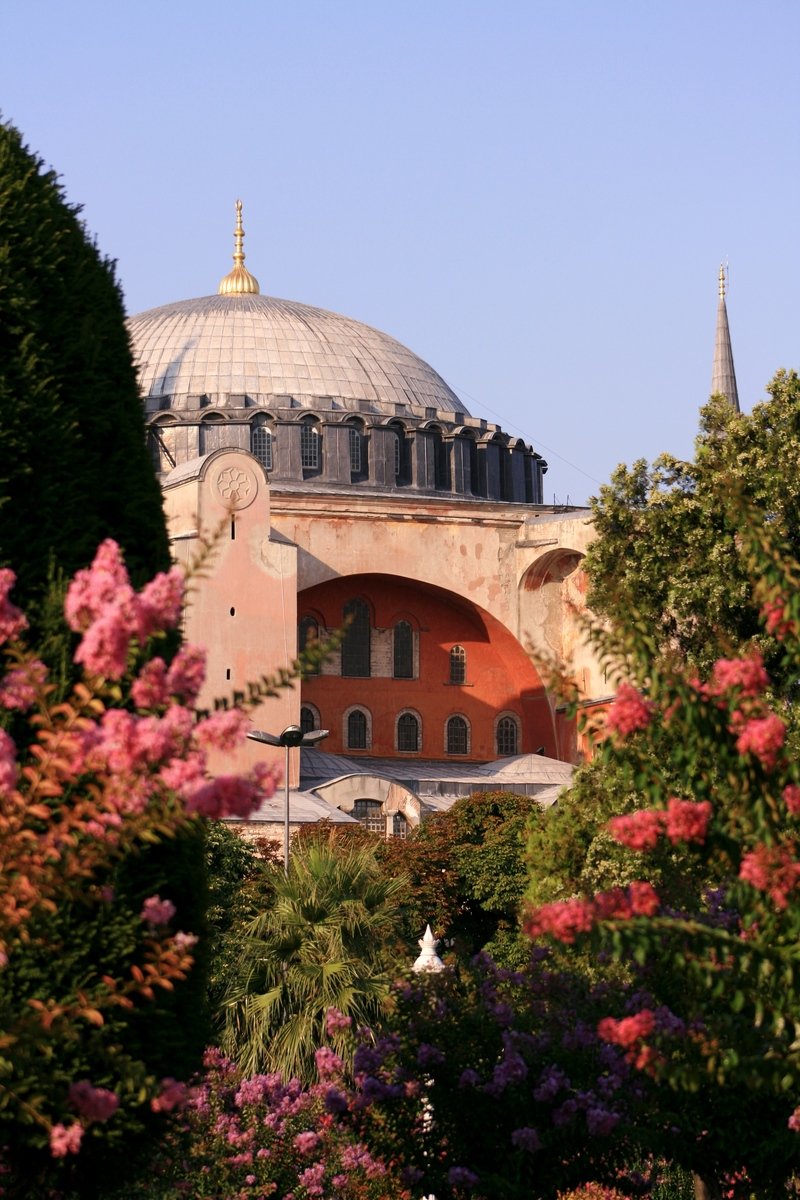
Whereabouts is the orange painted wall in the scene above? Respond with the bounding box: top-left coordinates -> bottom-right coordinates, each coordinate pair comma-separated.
299,573 -> 560,761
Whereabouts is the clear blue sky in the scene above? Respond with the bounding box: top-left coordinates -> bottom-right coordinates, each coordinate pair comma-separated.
3,1 -> 798,505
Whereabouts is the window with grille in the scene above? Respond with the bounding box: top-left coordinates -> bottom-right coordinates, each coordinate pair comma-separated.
251,421 -> 273,470
342,599 -> 371,677
353,799 -> 385,835
349,426 -> 362,475
300,422 -> 320,470
397,712 -> 419,752
393,621 -> 414,678
393,812 -> 408,839
496,715 -> 519,756
347,709 -> 368,750
300,706 -> 317,734
447,716 -> 468,755
449,645 -> 466,685
298,616 -> 320,675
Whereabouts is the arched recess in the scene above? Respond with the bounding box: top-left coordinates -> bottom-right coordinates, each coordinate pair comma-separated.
297,571 -> 560,760
148,415 -> 179,473
519,547 -> 597,702
311,773 -> 424,833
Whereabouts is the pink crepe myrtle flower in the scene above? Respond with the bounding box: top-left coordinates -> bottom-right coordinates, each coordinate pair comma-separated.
165,644 -> 206,703
325,1007 -> 353,1036
50,1122 -> 83,1157
136,568 -> 184,639
709,652 -> 769,699
293,1130 -> 321,1155
64,540 -> 130,631
194,707 -> 250,752
761,595 -> 795,640
735,712 -> 786,771
150,1077 -> 189,1112
74,600 -> 137,679
140,895 -> 176,926
315,1046 -> 344,1080
788,1106 -> 800,1132
608,810 -> 663,852
68,1080 -> 119,1122
131,657 -> 170,708
605,683 -> 653,739
526,897 -> 596,943
186,774 -> 263,819
173,930 -> 199,952
740,843 -> 800,910
664,798 -> 712,845
597,1009 -> 656,1049
0,729 -> 18,796
0,569 -> 28,645
784,785 -> 800,816
0,658 -> 48,710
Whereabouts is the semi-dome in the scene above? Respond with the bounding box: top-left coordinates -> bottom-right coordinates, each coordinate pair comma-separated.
127,293 -> 468,416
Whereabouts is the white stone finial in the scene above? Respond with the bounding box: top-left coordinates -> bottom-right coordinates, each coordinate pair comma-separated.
412,924 -> 445,973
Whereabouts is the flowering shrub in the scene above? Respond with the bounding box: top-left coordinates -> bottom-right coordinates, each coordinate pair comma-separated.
524,498 -> 800,1196
120,1046 -> 409,1200
0,541 -> 281,1189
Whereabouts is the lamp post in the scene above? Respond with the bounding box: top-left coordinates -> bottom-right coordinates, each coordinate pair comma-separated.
247,725 -> 329,873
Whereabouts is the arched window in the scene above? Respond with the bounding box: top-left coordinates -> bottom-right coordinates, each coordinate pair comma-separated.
251,418 -> 273,470
342,599 -> 371,677
298,616 -> 320,676
496,715 -> 519,757
447,715 -> 469,755
199,414 -> 226,456
348,425 -> 363,477
300,420 -> 320,471
431,428 -> 449,490
393,812 -> 408,839
391,423 -> 411,486
353,799 -> 385,835
300,705 -> 319,735
148,422 -> 177,473
347,709 -> 368,750
393,620 -> 414,679
397,712 -> 420,752
449,645 -> 466,685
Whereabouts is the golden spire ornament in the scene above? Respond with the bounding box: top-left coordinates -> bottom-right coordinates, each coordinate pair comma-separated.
718,262 -> 726,299
218,200 -> 260,295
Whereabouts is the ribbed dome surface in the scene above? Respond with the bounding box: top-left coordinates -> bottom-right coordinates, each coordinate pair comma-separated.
127,294 -> 467,415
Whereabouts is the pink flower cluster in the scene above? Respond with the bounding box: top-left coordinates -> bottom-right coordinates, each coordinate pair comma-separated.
131,645 -> 206,708
65,540 -> 184,679
734,712 -> 786,772
49,1122 -> 83,1157
739,842 -> 800,910
761,595 -> 795,640
784,785 -> 800,817
709,652 -> 769,699
604,683 -> 653,739
68,1079 -> 119,1122
0,569 -> 27,645
150,1076 -> 189,1113
597,1009 -> 656,1071
608,799 -> 712,852
526,881 -> 660,944
0,729 -> 18,796
0,658 -> 48,711
140,895 -> 177,927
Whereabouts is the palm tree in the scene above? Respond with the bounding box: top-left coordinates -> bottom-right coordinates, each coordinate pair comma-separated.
221,834 -> 408,1081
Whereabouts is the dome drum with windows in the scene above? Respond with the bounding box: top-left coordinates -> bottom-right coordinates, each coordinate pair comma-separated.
129,203 -> 547,502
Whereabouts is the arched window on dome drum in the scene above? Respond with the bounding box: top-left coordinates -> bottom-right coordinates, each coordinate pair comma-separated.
341,600 -> 371,677
393,621 -> 414,679
298,616 -> 320,676
468,438 -> 483,496
300,706 -> 318,735
393,811 -> 408,839
498,444 -> 511,501
431,429 -> 450,490
300,421 -> 320,471
391,424 -> 411,486
251,419 -> 273,470
447,716 -> 469,755
449,645 -> 466,685
347,709 -> 368,750
348,425 -> 362,476
496,715 -> 519,757
353,799 -> 385,835
397,712 -> 420,752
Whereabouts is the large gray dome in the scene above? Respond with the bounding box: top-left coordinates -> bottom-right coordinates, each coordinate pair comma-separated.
127,293 -> 467,416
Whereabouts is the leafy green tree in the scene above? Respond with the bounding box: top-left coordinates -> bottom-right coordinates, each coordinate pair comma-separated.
222,836 -> 408,1082
585,374 -> 800,677
0,119 -> 169,621
379,790 -> 547,967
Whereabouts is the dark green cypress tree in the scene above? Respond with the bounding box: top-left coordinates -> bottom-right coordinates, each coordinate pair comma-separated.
0,121 -> 210,1194
0,119 -> 169,601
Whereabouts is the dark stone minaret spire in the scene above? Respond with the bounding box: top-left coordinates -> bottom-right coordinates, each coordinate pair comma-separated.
710,263 -> 740,411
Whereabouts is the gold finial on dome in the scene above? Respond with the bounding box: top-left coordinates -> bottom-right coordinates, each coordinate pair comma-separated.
218,200 -> 260,295
718,262 -> 726,300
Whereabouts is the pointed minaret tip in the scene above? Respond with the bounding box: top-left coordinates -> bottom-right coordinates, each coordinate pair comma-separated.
218,200 -> 260,295
710,263 -> 740,412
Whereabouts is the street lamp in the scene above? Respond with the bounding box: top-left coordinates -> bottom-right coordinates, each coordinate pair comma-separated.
247,725 -> 329,873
